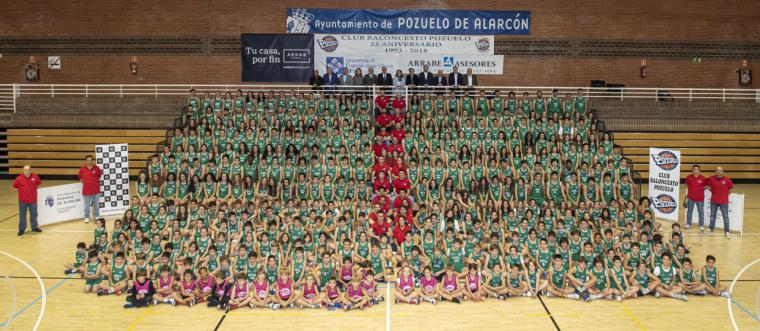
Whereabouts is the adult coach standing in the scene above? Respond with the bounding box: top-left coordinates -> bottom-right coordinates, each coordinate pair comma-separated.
79,155 -> 102,223
707,166 -> 733,238
12,165 -> 42,236
684,164 -> 706,231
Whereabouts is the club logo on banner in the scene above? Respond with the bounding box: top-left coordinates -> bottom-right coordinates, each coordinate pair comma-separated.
648,148 -> 681,221
287,8 -> 531,35
37,182 -> 85,226
241,34 -> 314,82
97,143 -> 130,216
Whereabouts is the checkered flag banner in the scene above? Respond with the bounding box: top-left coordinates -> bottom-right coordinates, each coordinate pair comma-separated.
96,143 -> 130,216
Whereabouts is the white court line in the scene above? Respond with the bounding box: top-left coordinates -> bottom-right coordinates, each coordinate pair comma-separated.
2,275 -> 16,331
683,233 -> 760,236
0,229 -> 90,233
729,257 -> 760,331
386,281 -> 392,331
0,251 -> 46,331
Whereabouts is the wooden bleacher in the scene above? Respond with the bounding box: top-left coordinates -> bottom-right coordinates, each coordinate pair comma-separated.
616,132 -> 760,179
7,129 -> 165,176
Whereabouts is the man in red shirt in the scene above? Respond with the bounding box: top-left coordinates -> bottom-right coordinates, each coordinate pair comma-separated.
369,212 -> 391,239
684,164 -> 706,230
12,165 -> 43,236
392,172 -> 411,194
707,166 -> 734,238
79,155 -> 102,223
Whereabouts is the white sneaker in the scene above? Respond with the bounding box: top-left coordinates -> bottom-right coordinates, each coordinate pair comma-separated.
725,233 -> 731,239
567,293 -> 579,300
615,295 -> 622,302
699,226 -> 705,231
84,218 -> 90,224
720,291 -> 731,298
684,224 -> 690,230
431,299 -> 437,305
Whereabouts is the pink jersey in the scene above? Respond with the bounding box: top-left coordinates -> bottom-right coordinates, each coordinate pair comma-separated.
277,278 -> 293,299
234,281 -> 248,298
158,275 -> 173,290
467,272 -> 480,291
326,285 -> 340,300
341,265 -> 353,282
253,279 -> 269,299
302,282 -> 317,299
196,276 -> 215,293
420,275 -> 437,294
398,273 -> 414,293
182,279 -> 196,294
443,274 -> 458,292
347,283 -> 363,300
215,279 -> 229,297
135,280 -> 150,294
361,279 -> 376,295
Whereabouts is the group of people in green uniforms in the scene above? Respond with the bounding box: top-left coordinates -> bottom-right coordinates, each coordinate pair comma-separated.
64,88 -> 730,310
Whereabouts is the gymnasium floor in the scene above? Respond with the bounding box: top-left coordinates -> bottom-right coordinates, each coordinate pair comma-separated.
0,180 -> 757,331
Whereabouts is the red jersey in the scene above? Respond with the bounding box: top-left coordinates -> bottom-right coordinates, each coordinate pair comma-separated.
684,174 -> 706,201
374,95 -> 390,110
707,175 -> 733,205
392,224 -> 411,244
79,165 -> 103,195
13,173 -> 41,204
392,178 -> 411,194
370,220 -> 391,237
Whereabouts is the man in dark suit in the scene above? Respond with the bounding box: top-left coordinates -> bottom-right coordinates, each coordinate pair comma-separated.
309,69 -> 324,91
377,66 -> 393,86
323,67 -> 340,92
405,68 -> 419,94
463,67 -> 478,89
433,69 -> 447,95
417,64 -> 433,89
448,65 -> 464,87
362,67 -> 377,86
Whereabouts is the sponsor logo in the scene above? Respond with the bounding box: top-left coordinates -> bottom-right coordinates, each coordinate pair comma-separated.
283,49 -> 311,63
442,56 -> 455,69
45,195 -> 54,207
317,35 -> 339,52
475,37 -> 491,53
652,194 -> 677,214
326,57 -> 345,73
651,150 -> 679,171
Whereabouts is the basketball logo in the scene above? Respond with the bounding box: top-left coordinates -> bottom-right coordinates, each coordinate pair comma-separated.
651,150 -> 679,171
652,194 -> 677,214
318,35 -> 339,52
475,37 -> 491,53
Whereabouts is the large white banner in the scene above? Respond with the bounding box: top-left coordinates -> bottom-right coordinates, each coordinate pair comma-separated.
703,191 -> 744,233
37,182 -> 85,225
315,34 -> 495,55
318,54 -> 504,75
97,144 -> 130,216
648,148 -> 681,221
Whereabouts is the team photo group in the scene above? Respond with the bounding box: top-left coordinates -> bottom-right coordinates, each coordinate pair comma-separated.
46,72 -> 733,312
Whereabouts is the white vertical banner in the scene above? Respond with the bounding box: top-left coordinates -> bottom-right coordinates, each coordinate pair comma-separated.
648,148 -> 681,221
37,182 -> 84,225
703,191 -> 744,233
96,143 -> 130,216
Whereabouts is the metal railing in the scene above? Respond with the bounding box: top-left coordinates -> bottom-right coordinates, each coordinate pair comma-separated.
0,84 -> 759,113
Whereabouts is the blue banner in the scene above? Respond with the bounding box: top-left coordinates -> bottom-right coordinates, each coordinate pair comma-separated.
287,8 -> 531,35
241,34 -> 314,82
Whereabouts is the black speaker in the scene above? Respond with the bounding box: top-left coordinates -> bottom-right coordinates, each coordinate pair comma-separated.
590,80 -> 605,88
